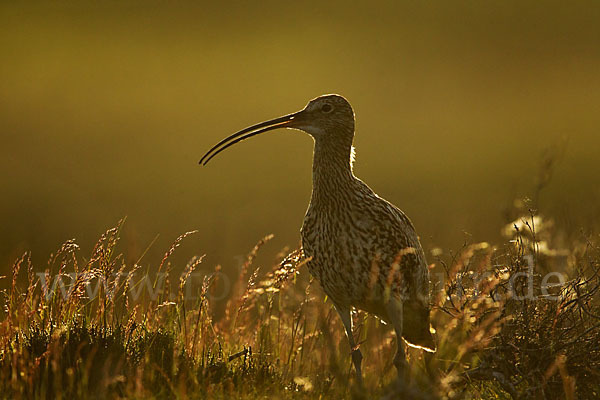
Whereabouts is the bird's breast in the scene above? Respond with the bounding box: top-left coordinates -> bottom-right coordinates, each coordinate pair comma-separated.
300,205 -> 379,306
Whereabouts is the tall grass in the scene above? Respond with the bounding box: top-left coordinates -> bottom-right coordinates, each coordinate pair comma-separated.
1,210 -> 599,399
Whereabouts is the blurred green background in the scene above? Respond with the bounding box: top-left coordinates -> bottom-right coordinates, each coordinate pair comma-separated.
1,1 -> 599,275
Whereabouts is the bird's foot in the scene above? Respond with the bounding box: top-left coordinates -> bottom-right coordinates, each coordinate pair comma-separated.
351,348 -> 364,386
394,356 -> 410,383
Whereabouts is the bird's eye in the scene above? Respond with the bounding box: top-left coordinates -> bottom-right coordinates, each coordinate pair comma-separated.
321,104 -> 333,113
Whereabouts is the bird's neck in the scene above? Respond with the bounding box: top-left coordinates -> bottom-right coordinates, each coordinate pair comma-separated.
311,136 -> 356,205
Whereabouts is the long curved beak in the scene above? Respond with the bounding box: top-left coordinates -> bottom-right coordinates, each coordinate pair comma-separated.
199,111 -> 302,165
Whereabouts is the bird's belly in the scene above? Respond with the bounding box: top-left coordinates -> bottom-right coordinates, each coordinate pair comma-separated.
307,257 -> 367,306
301,220 -> 411,313
302,230 -> 379,308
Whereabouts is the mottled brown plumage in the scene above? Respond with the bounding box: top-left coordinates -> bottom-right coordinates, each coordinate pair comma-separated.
200,94 -> 435,384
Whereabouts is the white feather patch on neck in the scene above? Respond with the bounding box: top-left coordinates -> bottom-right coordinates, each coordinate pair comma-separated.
350,146 -> 356,170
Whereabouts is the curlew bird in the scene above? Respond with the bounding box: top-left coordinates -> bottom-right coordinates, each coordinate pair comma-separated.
199,94 -> 435,384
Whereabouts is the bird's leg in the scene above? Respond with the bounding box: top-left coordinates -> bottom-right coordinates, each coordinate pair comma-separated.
385,298 -> 409,382
423,349 -> 437,380
333,304 -> 363,386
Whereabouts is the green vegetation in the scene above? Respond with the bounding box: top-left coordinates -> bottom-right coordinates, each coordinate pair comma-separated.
1,209 -> 599,399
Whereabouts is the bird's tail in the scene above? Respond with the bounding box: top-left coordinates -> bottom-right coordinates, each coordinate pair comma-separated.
404,328 -> 436,353
402,300 -> 436,352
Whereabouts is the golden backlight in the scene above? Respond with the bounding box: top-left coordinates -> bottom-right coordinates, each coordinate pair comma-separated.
1,1 -> 599,275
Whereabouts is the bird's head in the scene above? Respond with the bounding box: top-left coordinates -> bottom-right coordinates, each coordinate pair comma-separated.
200,94 -> 355,165
296,94 -> 355,138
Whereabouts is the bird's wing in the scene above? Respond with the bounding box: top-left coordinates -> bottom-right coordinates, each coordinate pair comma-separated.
372,195 -> 431,302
